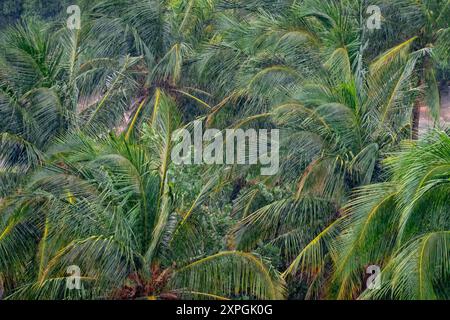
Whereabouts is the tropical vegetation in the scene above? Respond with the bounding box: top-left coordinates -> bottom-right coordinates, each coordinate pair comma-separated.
0,0 -> 448,300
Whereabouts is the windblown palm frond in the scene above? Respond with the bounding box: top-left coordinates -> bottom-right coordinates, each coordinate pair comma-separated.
285,130 -> 450,300
0,93 -> 285,299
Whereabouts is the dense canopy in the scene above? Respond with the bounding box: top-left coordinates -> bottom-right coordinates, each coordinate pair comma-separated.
0,0 -> 449,300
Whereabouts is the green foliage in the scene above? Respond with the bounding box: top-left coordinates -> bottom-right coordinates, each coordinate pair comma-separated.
0,0 -> 448,300
285,131 -> 450,299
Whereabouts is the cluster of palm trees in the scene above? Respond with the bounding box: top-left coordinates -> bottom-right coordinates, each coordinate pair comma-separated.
0,0 -> 448,300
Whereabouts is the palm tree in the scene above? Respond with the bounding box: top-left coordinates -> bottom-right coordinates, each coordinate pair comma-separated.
224,0 -> 415,256
87,0 -> 227,140
285,130 -> 450,300
0,0 -> 448,301
0,19 -> 140,198
232,38 -> 420,263
373,0 -> 450,138
0,91 -> 285,299
220,0 -> 440,299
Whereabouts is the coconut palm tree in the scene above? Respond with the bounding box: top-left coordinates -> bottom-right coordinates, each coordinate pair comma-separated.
225,0 -> 416,253
371,0 -> 450,138
285,130 -> 450,300
224,1 -> 439,299
88,0 -> 227,140
0,18 -> 141,198
232,38 -> 420,258
0,91 -> 285,299
0,0 -> 448,301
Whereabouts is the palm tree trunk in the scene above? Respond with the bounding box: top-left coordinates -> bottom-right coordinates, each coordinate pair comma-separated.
412,79 -> 424,140
412,55 -> 429,140
412,101 -> 421,140
440,80 -> 450,124
0,275 -> 4,300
